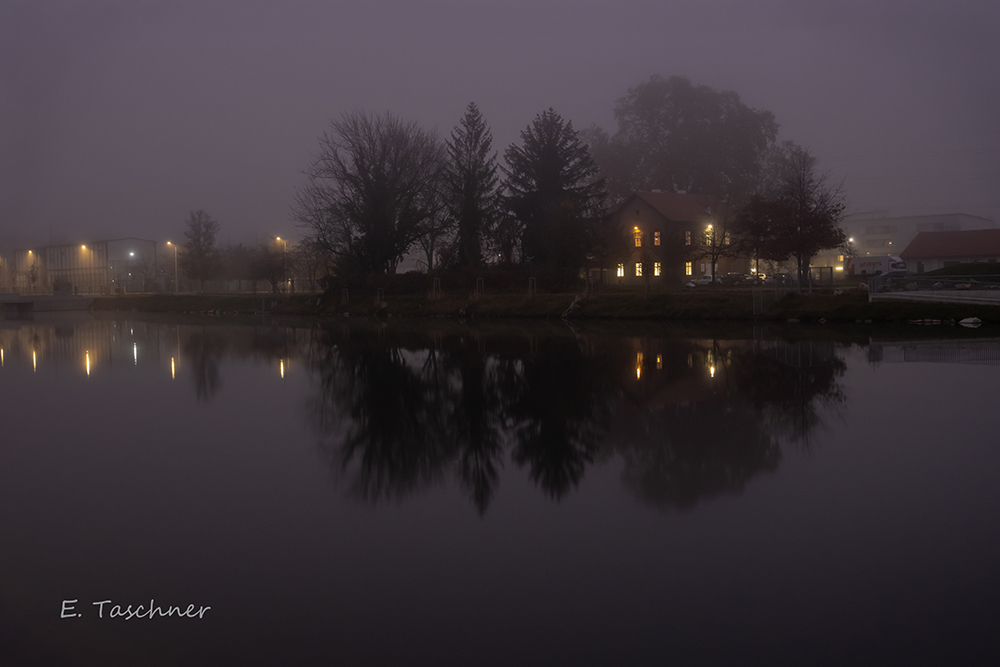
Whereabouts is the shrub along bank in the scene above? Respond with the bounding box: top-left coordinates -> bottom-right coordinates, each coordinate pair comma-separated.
89,290 -> 1000,325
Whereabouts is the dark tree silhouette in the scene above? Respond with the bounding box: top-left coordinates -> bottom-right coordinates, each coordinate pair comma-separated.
295,111 -> 445,277
503,108 -> 606,272
179,210 -> 220,290
445,102 -> 500,269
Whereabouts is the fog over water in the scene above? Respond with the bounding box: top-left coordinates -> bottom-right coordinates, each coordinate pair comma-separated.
2,1 -> 998,247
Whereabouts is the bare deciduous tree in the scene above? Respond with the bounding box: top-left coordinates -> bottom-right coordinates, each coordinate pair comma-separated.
179,210 -> 220,291
294,111 -> 445,278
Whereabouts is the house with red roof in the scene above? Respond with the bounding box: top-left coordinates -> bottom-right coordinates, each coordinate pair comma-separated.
600,191 -> 749,285
900,229 -> 1000,273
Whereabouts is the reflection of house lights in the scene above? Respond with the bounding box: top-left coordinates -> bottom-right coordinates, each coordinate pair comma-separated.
1,348 -> 4,367
86,351 -> 90,376
636,352 -> 643,380
710,365 -> 716,378
656,354 -> 662,370
171,357 -> 176,379
280,359 -> 285,379
133,343 -> 138,365
32,350 -> 37,372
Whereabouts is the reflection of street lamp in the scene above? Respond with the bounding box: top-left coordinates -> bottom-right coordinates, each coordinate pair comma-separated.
166,241 -> 178,293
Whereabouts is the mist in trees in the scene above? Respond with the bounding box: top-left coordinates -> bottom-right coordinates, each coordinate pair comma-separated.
586,75 -> 779,203
733,142 -> 847,282
180,210 -> 221,290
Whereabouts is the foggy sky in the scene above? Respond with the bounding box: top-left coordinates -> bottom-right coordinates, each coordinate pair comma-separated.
2,0 -> 998,248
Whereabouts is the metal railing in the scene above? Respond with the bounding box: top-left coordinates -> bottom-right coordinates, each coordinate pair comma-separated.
868,274 -> 1000,305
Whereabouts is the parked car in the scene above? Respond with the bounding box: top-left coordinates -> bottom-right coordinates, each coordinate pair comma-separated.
765,272 -> 794,286
721,272 -> 747,285
685,275 -> 715,286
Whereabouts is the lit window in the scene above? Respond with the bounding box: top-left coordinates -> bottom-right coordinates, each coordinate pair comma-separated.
617,263 -> 624,278
656,354 -> 662,370
635,263 -> 642,277
654,231 -> 661,246
634,229 -> 642,247
685,262 -> 692,276
654,262 -> 661,276
684,231 -> 691,246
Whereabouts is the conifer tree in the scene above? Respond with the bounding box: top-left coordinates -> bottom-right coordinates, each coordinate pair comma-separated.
503,109 -> 605,271
445,102 -> 499,268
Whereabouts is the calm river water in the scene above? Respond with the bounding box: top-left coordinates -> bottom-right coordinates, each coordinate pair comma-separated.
1,314 -> 999,666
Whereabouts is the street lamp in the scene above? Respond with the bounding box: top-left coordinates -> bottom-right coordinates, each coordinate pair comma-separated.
166,241 -> 178,293
276,237 -> 287,292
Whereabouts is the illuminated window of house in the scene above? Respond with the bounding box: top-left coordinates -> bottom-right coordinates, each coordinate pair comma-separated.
685,262 -> 692,276
656,354 -> 662,370
634,229 -> 642,247
654,231 -> 661,246
635,263 -> 642,277
654,262 -> 661,276
616,263 -> 624,277
684,231 -> 691,245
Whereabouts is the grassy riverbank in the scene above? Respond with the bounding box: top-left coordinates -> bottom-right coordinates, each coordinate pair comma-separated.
89,289 -> 1000,324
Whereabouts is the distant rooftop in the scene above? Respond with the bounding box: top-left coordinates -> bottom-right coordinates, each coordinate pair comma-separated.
901,229 -> 1000,259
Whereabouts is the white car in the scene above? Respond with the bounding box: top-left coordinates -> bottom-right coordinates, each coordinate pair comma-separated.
685,275 -> 715,287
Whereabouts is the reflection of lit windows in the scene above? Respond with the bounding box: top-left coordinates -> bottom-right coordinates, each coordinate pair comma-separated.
617,263 -> 624,277
685,262 -> 692,276
654,262 -> 661,276
684,231 -> 691,245
634,228 -> 642,247
654,231 -> 661,246
635,263 -> 642,277
636,352 -> 643,379
656,354 -> 662,370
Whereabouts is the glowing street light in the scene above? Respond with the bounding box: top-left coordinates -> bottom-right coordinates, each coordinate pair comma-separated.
166,242 -> 178,293
276,237 -> 288,291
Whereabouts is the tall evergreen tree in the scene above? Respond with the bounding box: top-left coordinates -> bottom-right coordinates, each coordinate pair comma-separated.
503,108 -> 605,270
445,102 -> 499,268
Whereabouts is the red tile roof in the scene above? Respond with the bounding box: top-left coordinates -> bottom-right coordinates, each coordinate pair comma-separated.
625,191 -> 722,223
900,229 -> 1000,259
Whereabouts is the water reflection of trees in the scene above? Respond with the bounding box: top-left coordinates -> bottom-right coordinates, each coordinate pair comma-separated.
306,325 -> 847,513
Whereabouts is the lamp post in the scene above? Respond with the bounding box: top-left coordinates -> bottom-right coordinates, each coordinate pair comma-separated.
81,245 -> 88,294
167,242 -> 178,293
276,237 -> 287,292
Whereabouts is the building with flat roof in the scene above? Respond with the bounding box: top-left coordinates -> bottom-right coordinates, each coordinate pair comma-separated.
10,238 -> 158,294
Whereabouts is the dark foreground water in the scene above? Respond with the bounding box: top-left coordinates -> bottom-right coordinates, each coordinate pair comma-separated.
1,314 -> 999,666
